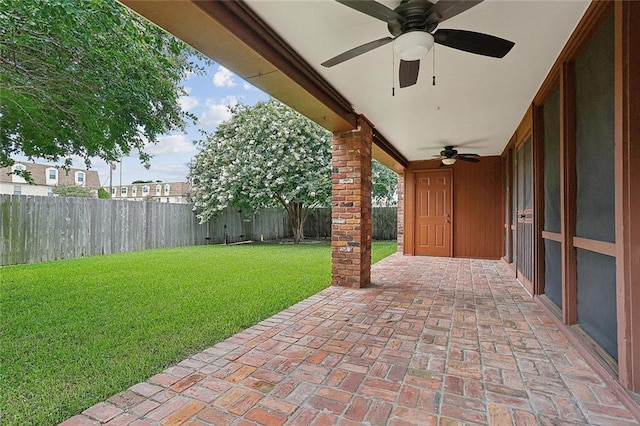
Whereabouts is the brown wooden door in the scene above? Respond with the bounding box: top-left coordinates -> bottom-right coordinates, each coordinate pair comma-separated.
414,170 -> 452,257
516,136 -> 534,292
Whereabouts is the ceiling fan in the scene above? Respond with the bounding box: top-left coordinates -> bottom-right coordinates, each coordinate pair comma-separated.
434,146 -> 480,165
321,0 -> 515,88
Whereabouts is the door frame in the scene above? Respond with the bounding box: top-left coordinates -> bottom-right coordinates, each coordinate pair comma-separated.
515,130 -> 535,294
404,167 -> 454,256
502,146 -> 514,265
503,107 -> 536,294
412,168 -> 454,257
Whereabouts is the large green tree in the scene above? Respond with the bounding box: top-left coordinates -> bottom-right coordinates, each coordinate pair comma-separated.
372,160 -> 398,207
190,99 -> 332,244
0,0 -> 203,171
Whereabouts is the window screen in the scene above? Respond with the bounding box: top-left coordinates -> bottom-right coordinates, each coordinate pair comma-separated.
575,14 -> 615,243
543,87 -> 561,233
523,138 -> 532,210
504,156 -> 510,259
544,240 -> 562,309
516,138 -> 532,212
576,249 -> 617,360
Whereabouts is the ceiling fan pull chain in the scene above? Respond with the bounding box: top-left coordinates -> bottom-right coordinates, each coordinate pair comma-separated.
432,45 -> 436,86
392,49 -> 396,96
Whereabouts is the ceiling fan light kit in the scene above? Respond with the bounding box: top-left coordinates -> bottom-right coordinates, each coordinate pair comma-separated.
434,146 -> 481,165
393,31 -> 434,61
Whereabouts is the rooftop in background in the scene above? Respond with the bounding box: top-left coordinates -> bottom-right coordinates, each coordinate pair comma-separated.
0,162 -> 100,197
110,181 -> 191,204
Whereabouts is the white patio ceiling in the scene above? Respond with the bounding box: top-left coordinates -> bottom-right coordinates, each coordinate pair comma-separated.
243,0 -> 589,160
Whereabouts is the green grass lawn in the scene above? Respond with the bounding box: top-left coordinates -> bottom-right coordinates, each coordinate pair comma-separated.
0,241 -> 396,425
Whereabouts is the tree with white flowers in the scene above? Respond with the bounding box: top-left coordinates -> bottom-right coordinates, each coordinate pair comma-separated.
189,99 -> 332,244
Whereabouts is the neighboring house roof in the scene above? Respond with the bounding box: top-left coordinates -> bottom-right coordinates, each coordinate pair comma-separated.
116,182 -> 191,198
164,182 -> 190,198
0,162 -> 101,189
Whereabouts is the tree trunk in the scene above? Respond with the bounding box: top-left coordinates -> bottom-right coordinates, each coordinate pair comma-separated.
292,220 -> 304,244
284,201 -> 306,244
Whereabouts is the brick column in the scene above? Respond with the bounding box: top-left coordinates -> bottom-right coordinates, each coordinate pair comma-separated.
396,171 -> 405,253
332,119 -> 372,288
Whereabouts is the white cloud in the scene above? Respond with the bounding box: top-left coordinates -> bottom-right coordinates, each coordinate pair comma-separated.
200,97 -> 240,126
243,82 -> 253,91
222,95 -> 240,106
213,66 -> 237,88
201,104 -> 232,126
178,86 -> 199,112
145,135 -> 196,155
179,95 -> 200,112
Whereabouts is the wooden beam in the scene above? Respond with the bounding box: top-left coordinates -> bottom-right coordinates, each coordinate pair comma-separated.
560,62 -> 577,326
542,231 -> 562,243
533,104 -> 546,295
503,136 -> 516,264
572,237 -> 616,258
371,129 -> 409,170
120,0 -> 356,134
614,0 -> 640,393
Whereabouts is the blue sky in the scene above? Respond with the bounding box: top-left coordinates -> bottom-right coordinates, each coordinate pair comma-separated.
18,59 -> 269,187
105,60 -> 270,186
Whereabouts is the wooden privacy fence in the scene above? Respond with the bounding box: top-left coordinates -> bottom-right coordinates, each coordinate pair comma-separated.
304,207 -> 398,241
0,195 -> 397,266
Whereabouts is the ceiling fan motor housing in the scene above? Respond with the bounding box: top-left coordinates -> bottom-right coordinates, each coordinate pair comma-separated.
441,146 -> 458,158
388,0 -> 438,36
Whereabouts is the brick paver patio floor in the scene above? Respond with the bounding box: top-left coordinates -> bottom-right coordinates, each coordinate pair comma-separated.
62,255 -> 640,425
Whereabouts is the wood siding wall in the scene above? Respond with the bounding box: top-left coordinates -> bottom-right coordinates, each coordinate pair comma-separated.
452,157 -> 503,259
403,156 -> 503,259
615,0 -> 640,395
